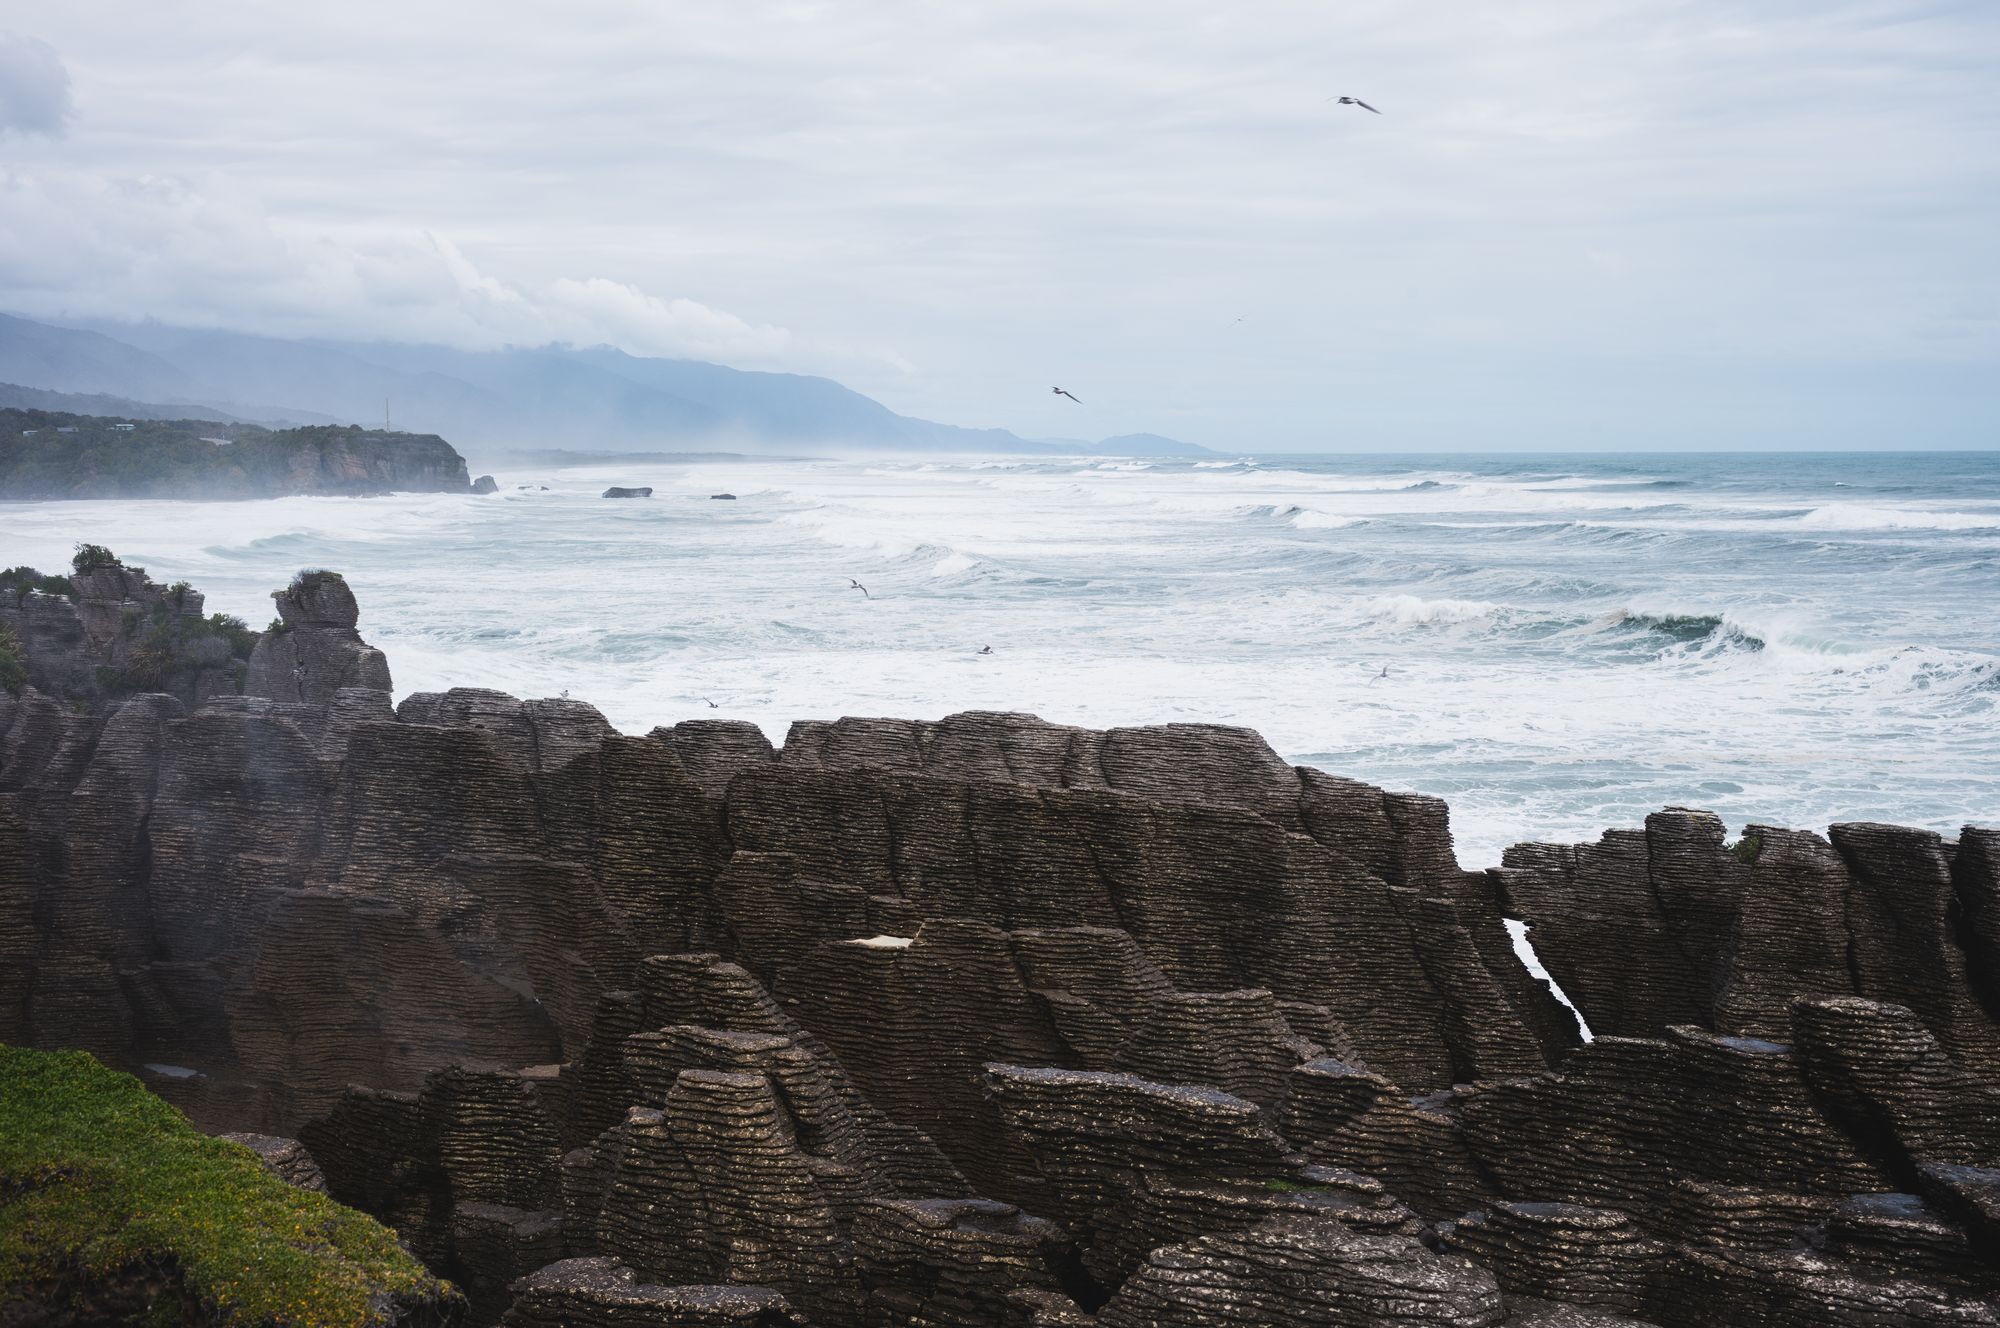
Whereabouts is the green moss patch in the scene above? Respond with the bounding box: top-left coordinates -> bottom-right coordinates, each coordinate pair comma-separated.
0,1046 -> 455,1327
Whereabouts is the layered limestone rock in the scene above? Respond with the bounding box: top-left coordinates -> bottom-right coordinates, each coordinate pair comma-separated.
1,556 -> 256,708
1500,812 -> 2000,1079
4,571 -> 1998,1325
245,570 -> 393,704
217,1131 -> 330,1192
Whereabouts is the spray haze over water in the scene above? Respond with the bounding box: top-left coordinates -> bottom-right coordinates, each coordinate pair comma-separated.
7,450 -> 1994,865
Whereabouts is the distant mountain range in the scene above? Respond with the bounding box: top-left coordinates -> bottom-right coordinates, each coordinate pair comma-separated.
0,313 -> 1210,458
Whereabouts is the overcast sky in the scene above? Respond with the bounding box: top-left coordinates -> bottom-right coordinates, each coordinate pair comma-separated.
1,2 -> 1995,450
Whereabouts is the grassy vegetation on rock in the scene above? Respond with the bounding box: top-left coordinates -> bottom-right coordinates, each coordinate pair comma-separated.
0,566 -> 73,599
0,1045 -> 457,1327
0,625 -> 24,694
71,543 -> 122,574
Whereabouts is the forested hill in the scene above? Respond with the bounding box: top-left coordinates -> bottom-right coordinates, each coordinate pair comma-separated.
0,408 -> 474,498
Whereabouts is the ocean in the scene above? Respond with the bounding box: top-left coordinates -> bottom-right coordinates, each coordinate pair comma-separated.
5,450 -> 1995,868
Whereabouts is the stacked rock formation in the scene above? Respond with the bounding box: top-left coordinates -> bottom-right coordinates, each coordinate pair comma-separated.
2,570 -> 1997,1324
243,570 -> 394,703
0,555 -> 257,708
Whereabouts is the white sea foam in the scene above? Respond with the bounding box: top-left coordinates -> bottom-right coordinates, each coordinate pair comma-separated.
1290,509 -> 1361,529
1365,595 -> 1502,625
1793,503 -> 2000,532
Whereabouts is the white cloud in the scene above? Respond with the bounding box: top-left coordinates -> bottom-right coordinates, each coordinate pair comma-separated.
0,166 -> 905,373
0,32 -> 71,136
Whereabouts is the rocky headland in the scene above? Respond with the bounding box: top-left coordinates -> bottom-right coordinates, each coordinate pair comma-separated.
2,565 -> 1996,1326
0,408 -> 486,499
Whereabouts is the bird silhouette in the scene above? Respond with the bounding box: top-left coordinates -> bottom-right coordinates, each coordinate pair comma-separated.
1052,386 -> 1082,403
1326,95 -> 1381,113
977,645 -> 994,655
849,579 -> 870,599
702,697 -> 719,709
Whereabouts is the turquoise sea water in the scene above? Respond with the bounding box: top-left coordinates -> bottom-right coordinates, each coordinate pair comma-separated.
5,450 -> 1995,865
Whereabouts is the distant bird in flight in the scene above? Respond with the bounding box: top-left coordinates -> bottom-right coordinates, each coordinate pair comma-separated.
849,579 -> 870,599
1052,386 -> 1082,403
977,645 -> 994,655
1326,95 -> 1381,113
702,697 -> 719,709
1367,664 -> 1390,684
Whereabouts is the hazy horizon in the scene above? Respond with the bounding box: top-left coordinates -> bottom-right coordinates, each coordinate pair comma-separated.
2,4 -> 1996,451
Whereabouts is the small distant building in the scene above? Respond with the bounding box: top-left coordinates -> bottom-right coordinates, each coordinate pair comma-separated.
20,429 -> 36,435
112,423 -> 137,431
200,436 -> 233,446
55,426 -> 77,434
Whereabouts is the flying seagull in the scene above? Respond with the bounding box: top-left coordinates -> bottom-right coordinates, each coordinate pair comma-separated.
1325,95 -> 1381,113
849,578 -> 870,599
977,645 -> 994,655
702,697 -> 719,709
1367,664 -> 1390,684
1052,386 -> 1082,403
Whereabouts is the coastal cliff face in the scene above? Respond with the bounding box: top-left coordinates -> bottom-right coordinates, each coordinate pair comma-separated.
0,409 -> 475,498
2,572 -> 1996,1326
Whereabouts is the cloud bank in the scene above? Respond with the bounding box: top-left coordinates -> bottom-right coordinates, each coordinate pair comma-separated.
0,32 -> 71,136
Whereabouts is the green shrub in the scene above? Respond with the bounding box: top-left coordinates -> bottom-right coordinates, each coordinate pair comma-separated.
0,566 -> 73,599
0,627 -> 25,694
1729,833 -> 1763,865
289,568 -> 345,593
204,613 -> 259,659
0,1045 -> 453,1328
70,543 -> 119,573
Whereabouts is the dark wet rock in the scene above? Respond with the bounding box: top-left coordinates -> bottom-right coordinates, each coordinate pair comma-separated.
651,720 -> 777,795
472,474 -> 499,494
982,1063 -> 1419,1286
710,493 -> 737,500
1283,1058 -> 1495,1221
501,1257 -> 805,1327
1917,1163 -> 2000,1264
216,1131 -> 329,1191
1791,996 -> 2000,1179
1500,814 -> 2000,1080
602,486 -> 653,498
1444,1203 -> 1666,1318
1095,1215 -> 1505,1327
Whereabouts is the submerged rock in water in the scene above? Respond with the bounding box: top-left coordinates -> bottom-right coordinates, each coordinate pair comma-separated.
601,485 -> 653,498
3,569 -> 1997,1326
472,474 -> 499,494
711,492 -> 737,500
